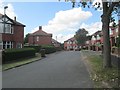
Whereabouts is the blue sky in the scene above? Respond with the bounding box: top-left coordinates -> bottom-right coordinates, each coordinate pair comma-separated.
1,1 -> 118,43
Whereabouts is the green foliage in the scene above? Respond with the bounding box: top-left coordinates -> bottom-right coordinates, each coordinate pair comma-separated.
24,45 -> 41,53
24,33 -> 30,44
74,28 -> 88,45
41,45 -> 56,54
2,48 -> 36,63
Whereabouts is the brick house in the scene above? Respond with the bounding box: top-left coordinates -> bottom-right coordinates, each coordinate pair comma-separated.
0,13 -> 25,50
86,31 -> 103,51
52,39 -> 61,47
64,37 -> 78,50
28,26 -> 52,45
85,24 -> 119,51
109,25 -> 119,47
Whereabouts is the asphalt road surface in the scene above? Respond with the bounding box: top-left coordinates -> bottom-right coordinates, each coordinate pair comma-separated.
3,51 -> 93,88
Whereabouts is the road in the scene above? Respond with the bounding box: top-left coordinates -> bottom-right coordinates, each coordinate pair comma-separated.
2,51 -> 93,88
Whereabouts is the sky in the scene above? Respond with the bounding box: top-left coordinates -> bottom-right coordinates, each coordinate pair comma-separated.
0,0 -> 119,43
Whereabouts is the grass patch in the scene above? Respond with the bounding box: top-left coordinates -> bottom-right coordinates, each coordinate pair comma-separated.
2,53 -> 41,71
82,51 -> 119,88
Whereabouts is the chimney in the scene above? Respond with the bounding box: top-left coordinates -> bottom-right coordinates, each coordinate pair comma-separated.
39,26 -> 42,30
14,16 -> 16,21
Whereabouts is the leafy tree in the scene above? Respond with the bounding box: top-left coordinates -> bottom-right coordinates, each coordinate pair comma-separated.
74,28 -> 88,46
24,33 -> 30,44
59,0 -> 120,68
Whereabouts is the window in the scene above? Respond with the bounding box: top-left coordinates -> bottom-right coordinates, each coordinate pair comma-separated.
67,41 -> 69,44
97,35 -> 100,40
16,43 -> 22,48
3,24 -> 14,34
3,41 -> 6,49
110,29 -> 113,35
37,36 -> 39,41
92,36 -> 96,40
0,23 -> 3,33
116,28 -> 118,33
3,41 -> 13,49
0,42 -> 3,50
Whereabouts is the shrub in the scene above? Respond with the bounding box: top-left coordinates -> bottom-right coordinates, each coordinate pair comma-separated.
55,47 -> 63,51
24,45 -> 41,53
41,45 -> 56,54
2,48 -> 36,63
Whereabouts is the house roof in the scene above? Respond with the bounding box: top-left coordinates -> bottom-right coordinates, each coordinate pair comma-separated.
52,39 -> 60,44
0,13 -> 25,27
64,37 -> 76,42
92,31 -> 102,36
30,28 -> 52,37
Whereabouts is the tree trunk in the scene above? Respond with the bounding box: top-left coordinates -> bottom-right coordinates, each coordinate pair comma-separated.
102,2 -> 112,68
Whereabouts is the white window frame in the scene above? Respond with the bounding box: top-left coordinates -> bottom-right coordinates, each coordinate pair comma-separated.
4,24 -> 14,34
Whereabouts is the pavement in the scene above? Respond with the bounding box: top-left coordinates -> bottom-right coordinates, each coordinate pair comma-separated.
0,50 -> 2,65
2,51 -> 93,88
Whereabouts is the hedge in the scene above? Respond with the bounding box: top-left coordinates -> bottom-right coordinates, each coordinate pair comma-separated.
2,48 -> 36,63
24,45 -> 41,53
41,45 -> 56,54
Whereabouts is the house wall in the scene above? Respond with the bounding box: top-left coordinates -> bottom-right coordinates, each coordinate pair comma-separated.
2,25 -> 24,48
13,25 -> 24,48
64,42 -> 67,50
28,35 -> 52,45
64,40 -> 78,50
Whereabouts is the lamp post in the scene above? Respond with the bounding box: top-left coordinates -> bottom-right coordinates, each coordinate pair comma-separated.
3,6 -> 8,33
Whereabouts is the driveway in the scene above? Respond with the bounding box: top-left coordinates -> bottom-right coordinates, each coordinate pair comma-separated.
2,51 -> 93,88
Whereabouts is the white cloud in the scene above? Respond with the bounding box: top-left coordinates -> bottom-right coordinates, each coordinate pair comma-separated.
53,33 -> 74,43
80,22 -> 102,35
31,7 -> 92,43
0,0 -> 17,19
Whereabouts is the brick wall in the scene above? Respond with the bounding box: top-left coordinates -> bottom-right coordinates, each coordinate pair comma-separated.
28,35 -> 52,45
13,25 -> 24,47
2,25 -> 24,48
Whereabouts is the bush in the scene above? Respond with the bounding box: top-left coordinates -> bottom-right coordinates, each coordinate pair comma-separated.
2,48 -> 36,63
55,47 -> 63,51
41,45 -> 56,54
24,45 -> 41,53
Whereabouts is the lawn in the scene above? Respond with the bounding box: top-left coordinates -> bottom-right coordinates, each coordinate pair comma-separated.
82,50 -> 120,88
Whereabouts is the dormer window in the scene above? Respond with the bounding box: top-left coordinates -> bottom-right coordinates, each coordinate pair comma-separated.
92,36 -> 96,40
97,35 -> 100,40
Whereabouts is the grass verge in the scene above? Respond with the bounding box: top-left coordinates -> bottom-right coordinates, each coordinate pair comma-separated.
82,50 -> 120,88
2,53 -> 41,71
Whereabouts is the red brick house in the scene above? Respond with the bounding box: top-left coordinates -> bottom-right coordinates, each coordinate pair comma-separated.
28,26 -> 52,45
0,13 -> 25,50
85,24 -> 119,51
64,37 -> 78,51
110,26 -> 117,46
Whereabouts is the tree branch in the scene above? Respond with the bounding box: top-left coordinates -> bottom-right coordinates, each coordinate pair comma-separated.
107,2 -> 118,16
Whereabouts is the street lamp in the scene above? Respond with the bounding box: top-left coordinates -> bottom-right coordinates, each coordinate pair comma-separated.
3,6 -> 8,33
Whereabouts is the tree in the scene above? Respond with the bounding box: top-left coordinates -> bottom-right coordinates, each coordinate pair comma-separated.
59,0 -> 120,68
74,28 -> 88,46
24,33 -> 30,44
